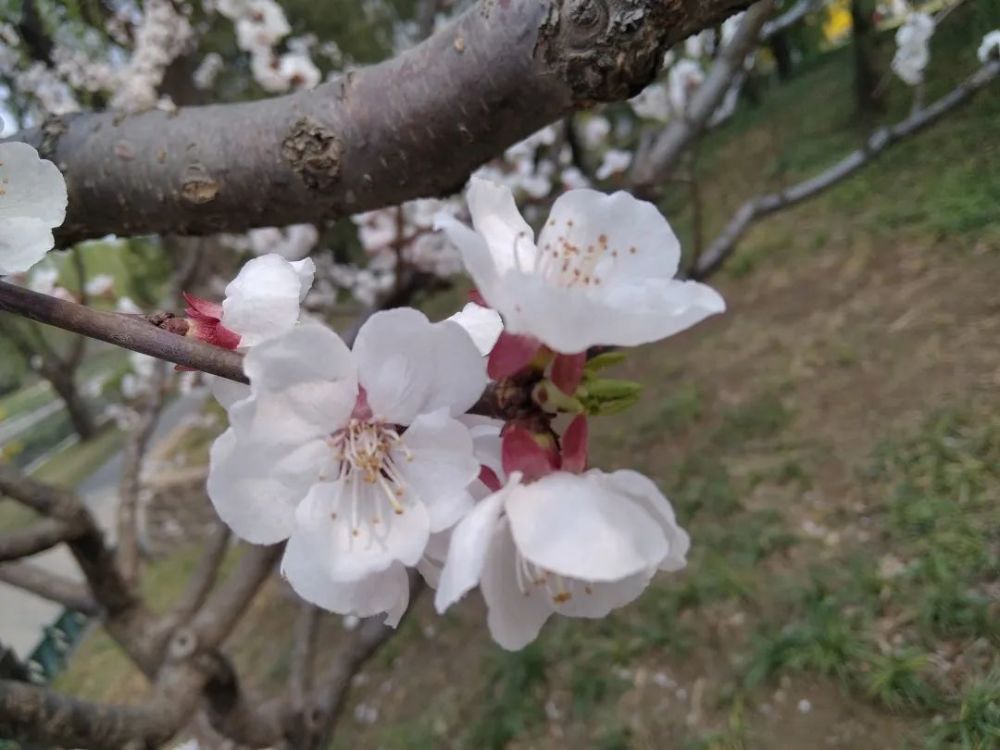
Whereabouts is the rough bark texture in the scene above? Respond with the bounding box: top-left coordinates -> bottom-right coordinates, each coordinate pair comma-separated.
8,0 -> 750,244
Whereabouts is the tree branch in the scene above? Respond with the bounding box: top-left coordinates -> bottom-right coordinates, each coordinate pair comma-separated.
692,59 -> 999,280
187,543 -> 282,650
761,0 -> 823,38
0,281 -> 248,383
0,679 -> 180,750
0,520 -> 73,562
0,561 -> 99,614
6,0 -> 751,244
631,0 -> 775,188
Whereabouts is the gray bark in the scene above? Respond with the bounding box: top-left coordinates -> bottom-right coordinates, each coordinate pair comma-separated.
7,0 -> 752,245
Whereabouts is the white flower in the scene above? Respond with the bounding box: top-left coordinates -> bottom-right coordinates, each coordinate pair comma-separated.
580,116 -> 611,149
630,82 -> 672,123
220,254 -> 315,348
978,30 -> 1000,63
235,0 -> 290,51
84,273 -> 115,296
435,469 -> 689,650
595,148 -> 633,180
193,52 -> 224,90
0,142 -> 67,276
437,178 -> 725,354
896,12 -> 935,48
446,303 -> 504,356
892,43 -> 929,86
892,12 -> 935,86
668,59 -> 705,114
277,52 -> 321,90
247,224 -> 318,260
27,263 -> 59,294
207,309 -> 486,621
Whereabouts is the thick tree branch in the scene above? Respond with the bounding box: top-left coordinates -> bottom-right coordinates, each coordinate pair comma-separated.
631,0 -> 775,188
0,561 -> 99,614
692,59 -> 999,280
0,679 -> 181,750
7,0 -> 751,244
0,520 -> 73,562
0,282 -> 248,383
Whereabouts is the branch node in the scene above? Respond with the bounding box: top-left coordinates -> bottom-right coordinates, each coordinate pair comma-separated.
281,116 -> 344,191
169,627 -> 198,661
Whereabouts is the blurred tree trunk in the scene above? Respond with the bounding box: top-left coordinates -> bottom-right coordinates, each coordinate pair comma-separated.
45,366 -> 97,442
851,0 -> 884,117
769,30 -> 794,80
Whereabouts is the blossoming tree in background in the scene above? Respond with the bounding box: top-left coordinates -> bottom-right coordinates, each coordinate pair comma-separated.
0,0 -> 996,746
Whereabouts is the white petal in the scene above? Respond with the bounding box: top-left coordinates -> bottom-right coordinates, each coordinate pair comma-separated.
244,323 -> 357,401
536,189 -> 681,283
498,272 -> 724,352
466,177 -> 538,275
353,309 -> 486,424
208,375 -> 251,412
0,142 -> 67,227
505,472 -> 668,582
206,428 -> 327,544
552,569 -> 654,618
294,480 -> 431,581
425,317 -> 489,416
396,410 -> 479,531
227,382 -> 350,449
460,415 -> 505,479
481,519 -> 552,650
352,308 -> 434,424
283,536 -> 410,624
434,489 -> 507,613
223,254 -> 311,346
434,214 -> 501,303
0,218 -> 54,276
446,303 -> 504,356
289,257 -> 316,301
593,470 -> 690,571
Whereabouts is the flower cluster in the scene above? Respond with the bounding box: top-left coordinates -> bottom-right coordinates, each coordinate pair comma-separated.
203,178 -> 724,649
892,12 -> 935,87
216,0 -> 322,92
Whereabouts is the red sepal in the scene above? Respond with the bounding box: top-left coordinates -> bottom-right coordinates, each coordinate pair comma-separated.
501,426 -> 559,482
487,331 -> 542,380
551,351 -> 586,395
560,414 -> 588,474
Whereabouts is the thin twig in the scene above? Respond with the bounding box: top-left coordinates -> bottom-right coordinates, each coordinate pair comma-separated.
692,59 -> 999,280
0,281 -> 247,383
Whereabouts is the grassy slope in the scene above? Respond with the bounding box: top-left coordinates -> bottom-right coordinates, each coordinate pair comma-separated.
51,6 -> 999,748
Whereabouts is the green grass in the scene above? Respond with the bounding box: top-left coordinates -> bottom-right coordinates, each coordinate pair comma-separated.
31,424 -> 123,489
0,381 -> 52,422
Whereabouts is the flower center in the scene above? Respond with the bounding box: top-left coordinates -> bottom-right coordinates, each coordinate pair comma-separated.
532,222 -> 638,289
513,550 -> 594,605
327,418 -> 413,541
